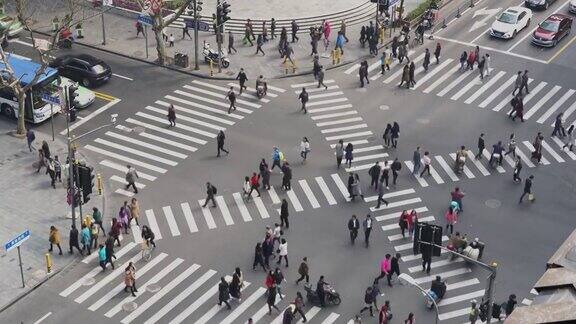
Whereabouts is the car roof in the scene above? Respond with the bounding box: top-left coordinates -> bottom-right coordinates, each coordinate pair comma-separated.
71,54 -> 102,66
547,14 -> 570,22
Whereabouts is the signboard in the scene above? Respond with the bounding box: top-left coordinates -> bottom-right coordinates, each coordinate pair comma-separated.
4,229 -> 30,252
389,0 -> 400,6
102,0 -> 113,6
183,19 -> 210,31
138,14 -> 154,26
33,38 -> 51,51
142,0 -> 162,15
41,93 -> 61,105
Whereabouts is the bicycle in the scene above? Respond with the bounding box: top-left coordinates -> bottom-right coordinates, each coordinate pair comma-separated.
141,240 -> 154,261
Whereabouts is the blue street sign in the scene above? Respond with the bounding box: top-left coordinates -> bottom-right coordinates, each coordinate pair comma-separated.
389,0 -> 400,6
183,19 -> 210,32
41,93 -> 60,105
4,230 -> 30,252
138,14 -> 154,26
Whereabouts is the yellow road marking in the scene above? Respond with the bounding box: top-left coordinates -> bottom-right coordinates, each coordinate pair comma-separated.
547,34 -> 576,63
94,91 -> 116,101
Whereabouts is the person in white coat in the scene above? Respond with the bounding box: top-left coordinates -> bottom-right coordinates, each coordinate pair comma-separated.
300,137 -> 310,163
276,238 -> 288,267
485,53 -> 491,77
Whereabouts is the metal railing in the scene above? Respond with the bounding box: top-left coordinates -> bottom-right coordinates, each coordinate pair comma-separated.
431,0 -> 484,34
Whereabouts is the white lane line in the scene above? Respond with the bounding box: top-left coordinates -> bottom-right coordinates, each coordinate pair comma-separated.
537,89 -> 575,123
503,152 -> 516,168
315,176 -> 337,205
447,278 -> 481,291
524,85 -> 561,120
290,80 -> 336,88
308,90 -> 345,99
558,99 -> 576,124
100,160 -> 156,181
321,123 -> 368,133
294,85 -> 340,93
551,137 -> 576,160
307,97 -> 348,107
375,206 -> 428,222
353,154 -> 390,163
94,138 -> 178,166
449,153 -> 475,179
138,131 -> 197,152
308,103 -> 353,114
60,243 -> 136,297
192,80 -> 268,103
198,200 -> 217,229
466,150 -> 490,176
145,105 -> 225,131
438,307 -> 470,321
364,188 -> 417,203
85,145 -> 167,173
232,192 -> 252,222
60,99 -> 121,135
491,78 -> 534,112
299,179 -> 321,209
482,150 -> 505,173
412,59 -> 454,90
370,197 -> 422,212
384,53 -> 426,84
465,70 -> 505,104
435,155 -> 459,181
169,281 -> 220,324
33,312 -> 52,324
164,94 -> 243,119
180,86 -> 255,112
437,70 -> 472,97
181,202 -> 199,233
252,194 -> 271,219
367,60 -> 381,73
162,206 -> 181,236
479,74 -> 515,108
408,258 -> 464,273
215,196 -> 234,225
156,100 -> 236,126
298,306 -> 321,323
112,73 -> 133,81
220,287 -> 267,324
423,64 -> 460,94
451,71 -> 489,101
193,281 -> 251,324
404,161 -> 429,187
382,216 -> 435,231
344,63 -> 361,74
346,162 -> 383,172
136,111 -> 215,139
120,263 -> 201,323
311,110 -> 358,120
316,117 -> 364,127
267,186 -> 282,205
515,146 -> 536,167
145,209 -> 163,239
286,188 -> 304,212
144,269 -> 216,324
109,175 -> 146,189
115,188 -> 135,197
267,85 -> 286,93
126,118 -> 207,145
325,131 -> 372,141
402,249 -> 447,262
321,312 -> 341,324
438,290 -> 485,307
349,145 -> 385,153
428,164 -> 445,184
522,141 -> 550,165
329,139 -> 368,148
414,268 -> 472,284
88,253 -> 168,311
184,84 -> 262,108
331,173 -> 351,202
106,131 -> 188,159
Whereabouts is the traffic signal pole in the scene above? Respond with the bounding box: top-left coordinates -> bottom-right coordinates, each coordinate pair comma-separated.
193,0 -> 200,70
216,0 -> 222,73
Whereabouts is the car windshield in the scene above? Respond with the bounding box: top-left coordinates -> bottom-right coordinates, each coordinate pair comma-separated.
497,13 -> 518,24
539,20 -> 559,32
92,64 -> 105,74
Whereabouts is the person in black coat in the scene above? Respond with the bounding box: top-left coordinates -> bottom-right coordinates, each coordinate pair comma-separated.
262,235 -> 274,268
253,242 -> 267,271
348,215 -> 360,244
280,199 -> 289,228
368,162 -> 381,189
391,122 -> 400,148
267,285 -> 280,314
69,226 -> 83,255
216,131 -> 229,157
218,277 -> 231,309
391,158 -> 402,185
518,175 -> 534,203
281,162 -> 292,190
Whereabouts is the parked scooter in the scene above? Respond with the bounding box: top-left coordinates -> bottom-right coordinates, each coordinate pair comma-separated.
304,283 -> 342,306
57,27 -> 73,49
202,41 -> 230,68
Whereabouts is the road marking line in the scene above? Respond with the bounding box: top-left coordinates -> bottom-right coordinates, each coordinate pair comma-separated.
548,33 -> 576,63
120,263 -> 201,323
182,85 -> 256,111
524,85 -> 561,120
308,103 -> 353,114
551,137 -> 576,160
499,79 -> 538,113
482,149 -> 506,173
169,281 -> 220,324
370,197 -> 422,212
266,85 -> 286,92
286,188 -> 304,212
346,161 -> 386,172
395,236 -> 448,251
165,94 -> 243,119
447,278 -> 481,290
522,298 -> 533,306
438,307 -> 471,320
145,209 -> 163,239
228,83 -> 278,98
192,80 -> 268,103
465,70 -> 505,104
126,118 -> 207,145
308,90 -> 344,99
315,176 -> 337,205
307,97 -> 348,107
215,196 -> 234,225
466,150 -> 490,176
106,131 -> 188,159
110,175 -> 145,189
512,146 -> 535,168
349,145 -> 385,153
290,80 -> 336,88
180,202 -> 198,233
220,287 -> 267,324
85,145 -> 167,173
449,153 -> 475,179
299,179 -> 321,209
491,78 -> 532,111
267,186 -> 282,204
383,52 -> 426,84
364,188 -> 416,203
375,206 -> 428,222
115,188 -> 135,197
428,164 -> 445,184
321,123 -> 368,133
88,253 -> 167,311
311,110 -> 358,120
100,159 -> 156,181
479,74 -> 515,108
344,63 -> 361,74
329,139 -> 368,148
414,268 -> 472,284
523,141 -> 550,165
33,312 -> 52,324
321,312 -> 341,324
298,306 -> 321,323
60,99 -> 121,135
94,138 -> 178,166
172,89 -> 251,115
162,206 -> 181,236
404,161 -> 429,187
435,155 -> 459,181
184,84 -> 262,109
136,111 -> 215,139
412,59 -> 454,90
437,69 -> 472,97
540,140 -> 564,162
331,173 -> 351,202
382,216 -> 435,231
232,193 -> 253,222
557,99 -> 576,125
145,105 -> 225,131
423,64 -> 460,94
537,89 -> 574,123
402,249 -> 447,262
11,39 -> 33,47
408,256 -> 463,273
252,194 -> 271,218
156,99 -> 235,126
451,70 -> 492,101
144,269 -> 216,324
138,131 -> 197,152
317,117 -> 364,127
192,281 -> 251,324
325,131 -> 372,141
198,200 -> 218,228
438,290 -> 485,307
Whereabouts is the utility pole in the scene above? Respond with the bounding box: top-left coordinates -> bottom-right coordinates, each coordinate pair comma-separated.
101,1 -> 107,45
216,0 -> 222,73
193,0 -> 202,70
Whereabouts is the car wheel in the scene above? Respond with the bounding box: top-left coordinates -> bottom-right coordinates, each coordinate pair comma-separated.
2,104 -> 15,119
82,78 -> 91,87
512,30 -> 517,38
544,2 -> 549,9
526,18 -> 531,27
553,39 -> 558,47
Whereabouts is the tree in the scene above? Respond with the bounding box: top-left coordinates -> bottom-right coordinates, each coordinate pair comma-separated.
135,0 -> 193,66
0,0 -> 83,135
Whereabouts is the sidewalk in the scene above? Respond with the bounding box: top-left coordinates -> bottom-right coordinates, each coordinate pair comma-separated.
0,120 -> 107,311
24,1 -> 422,79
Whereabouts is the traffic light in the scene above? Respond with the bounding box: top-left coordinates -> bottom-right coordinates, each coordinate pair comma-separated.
413,223 -> 443,256
67,84 -> 79,122
77,165 -> 95,203
216,1 -> 230,26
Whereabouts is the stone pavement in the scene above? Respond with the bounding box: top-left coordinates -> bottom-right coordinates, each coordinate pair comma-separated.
0,120 -> 107,310
23,0 -> 424,79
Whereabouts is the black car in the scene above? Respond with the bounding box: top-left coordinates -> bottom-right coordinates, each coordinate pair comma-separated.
525,0 -> 557,10
49,54 -> 112,87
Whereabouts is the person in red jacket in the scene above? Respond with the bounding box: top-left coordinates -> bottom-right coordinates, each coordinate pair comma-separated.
248,172 -> 261,197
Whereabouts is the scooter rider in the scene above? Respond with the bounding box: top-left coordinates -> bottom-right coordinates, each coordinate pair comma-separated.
256,75 -> 268,97
430,276 -> 446,300
316,275 -> 328,307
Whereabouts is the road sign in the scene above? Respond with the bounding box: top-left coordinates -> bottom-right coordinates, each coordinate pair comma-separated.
138,14 -> 154,26
183,19 -> 210,31
389,0 -> 400,6
41,93 -> 61,105
4,229 -> 30,252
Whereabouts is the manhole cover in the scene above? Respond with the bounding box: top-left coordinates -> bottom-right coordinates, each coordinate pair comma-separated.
485,199 -> 501,208
379,105 -> 390,111
122,301 -> 138,312
416,118 -> 430,124
366,136 -> 376,142
147,283 -> 161,293
82,277 -> 96,286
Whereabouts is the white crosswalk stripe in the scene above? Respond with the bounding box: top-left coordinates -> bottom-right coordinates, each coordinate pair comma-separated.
156,99 -> 236,125
145,105 -> 225,131
310,110 -> 358,120
299,179 -> 321,209
286,188 -> 304,212
537,89 -> 574,123
478,74 -> 516,108
423,64 -> 460,94
384,53 -> 426,84
316,117 -> 363,126
293,85 -> 340,93
138,130 -> 198,152
492,79 -> 534,112
524,85 -> 561,120
320,123 -> 368,133
94,138 -> 179,166
232,193 -> 253,222
315,176 -> 337,205
181,202 -> 199,232
522,141 -> 550,165
198,202 -> 217,229
551,137 -> 576,160
267,186 -> 282,204
166,94 -> 244,119
450,72 -> 487,101
449,153 -> 475,179
308,104 -> 353,114
435,155 -> 459,181
308,91 -> 344,99
86,145 -> 167,173
145,209 -> 163,240
215,196 -> 235,225
404,161 -> 429,187
290,79 -> 336,88
162,206 -> 181,236
465,70 -> 505,104
105,131 -> 188,159
437,70 -> 473,97
541,140 -> 565,163
187,83 -> 264,107
307,97 -> 349,106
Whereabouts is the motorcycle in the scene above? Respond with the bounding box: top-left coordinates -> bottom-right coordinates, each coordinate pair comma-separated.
202,41 -> 230,68
462,238 -> 485,261
421,8 -> 438,29
57,28 -> 73,49
304,283 -> 342,306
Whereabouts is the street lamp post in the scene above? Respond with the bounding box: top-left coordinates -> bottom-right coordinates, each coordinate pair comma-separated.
398,273 -> 440,324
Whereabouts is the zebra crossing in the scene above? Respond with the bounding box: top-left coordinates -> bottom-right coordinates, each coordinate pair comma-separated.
290,80 -> 389,173
343,50 -> 576,128
61,245 -> 341,324
85,80 -> 285,197
140,173 -> 351,240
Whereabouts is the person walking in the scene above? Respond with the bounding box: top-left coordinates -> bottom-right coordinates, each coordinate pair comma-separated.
513,157 -> 522,183
399,64 -> 410,88
359,60 -> 369,87
391,158 -> 402,186
359,286 -> 376,317
168,33 -> 175,47
294,292 -> 307,322
252,242 -> 267,271
226,87 -> 237,114
467,50 -> 476,70
380,50 -> 391,75
317,66 -> 328,89
125,165 -> 139,194
340,19 -> 349,42
276,238 -> 289,267
375,175 -> 390,209
167,104 -> 176,127
216,130 -> 229,157
475,133 -> 485,160
518,175 -> 534,203
389,253 -> 401,286
291,20 -> 299,42
202,182 -> 217,208
383,124 -> 392,148
229,267 -> 244,301
504,294 -> 517,319
412,147 -> 421,175
262,21 -> 269,42
485,53 -> 491,76
271,147 -> 283,171
119,203 -> 130,234
504,133 -> 517,157
399,210 -> 409,237
375,254 -> 391,285
335,139 -> 344,169
256,34 -> 265,55
80,224 -> 91,255
459,51 -> 467,70
218,277 -> 232,309
348,215 -> 360,245
368,161 -> 381,189
296,257 -> 309,284
105,235 -> 116,269
135,21 -> 144,37
520,70 -> 530,94
300,137 -> 310,163
48,225 -> 63,255
26,129 -> 36,151
90,223 -> 99,250
409,61 -> 416,87
380,161 -> 390,190
280,199 -> 289,229
281,162 -> 292,190
97,244 -> 107,271
345,142 -> 354,168
124,262 -> 137,297
227,30 -> 237,54
363,214 -> 373,247
512,71 -> 522,95
273,267 -> 287,298
445,206 -> 457,234
478,55 -> 486,79
423,48 -> 430,72
391,122 -> 400,148
420,151 -> 431,177
298,88 -> 309,113
236,68 -> 248,94
562,125 -> 575,151
267,284 -> 281,314
552,112 -> 566,137
451,187 -> 465,211
434,42 -> 441,64
283,42 -> 295,65
111,218 -> 122,247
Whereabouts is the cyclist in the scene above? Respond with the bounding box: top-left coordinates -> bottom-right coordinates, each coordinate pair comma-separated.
141,225 -> 156,248
415,23 -> 425,45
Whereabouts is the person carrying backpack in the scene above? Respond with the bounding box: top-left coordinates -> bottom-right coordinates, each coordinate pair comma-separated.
202,182 -> 217,208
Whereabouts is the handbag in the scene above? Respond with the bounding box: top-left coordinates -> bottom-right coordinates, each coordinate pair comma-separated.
528,193 -> 535,202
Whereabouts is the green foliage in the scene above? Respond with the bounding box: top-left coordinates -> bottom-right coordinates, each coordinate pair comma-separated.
406,0 -> 440,22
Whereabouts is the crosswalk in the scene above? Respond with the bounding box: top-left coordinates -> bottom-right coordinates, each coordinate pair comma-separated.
85,80 -> 285,197
343,50 -> 576,128
290,80 -> 389,173
140,173 -> 352,239
61,245 -> 341,324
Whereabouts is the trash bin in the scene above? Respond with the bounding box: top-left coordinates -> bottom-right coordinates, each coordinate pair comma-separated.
174,53 -> 189,68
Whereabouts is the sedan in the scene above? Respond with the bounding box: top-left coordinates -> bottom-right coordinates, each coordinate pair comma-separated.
57,77 -> 96,109
49,54 -> 112,87
490,7 -> 533,39
532,14 -> 573,47
570,0 -> 576,14
525,0 -> 558,10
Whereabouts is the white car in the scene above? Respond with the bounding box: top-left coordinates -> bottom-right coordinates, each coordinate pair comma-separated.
490,7 -> 533,39
570,0 -> 576,13
57,77 -> 96,109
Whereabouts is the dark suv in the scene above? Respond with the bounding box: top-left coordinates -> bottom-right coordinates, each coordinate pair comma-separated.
49,54 -> 112,88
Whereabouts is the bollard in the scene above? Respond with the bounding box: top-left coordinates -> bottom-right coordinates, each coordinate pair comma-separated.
209,59 -> 214,76
332,49 -> 336,65
45,253 -> 52,273
380,29 -> 385,44
337,49 -> 342,64
97,174 -> 103,195
284,61 -> 289,75
456,7 -> 461,18
470,0 -> 475,7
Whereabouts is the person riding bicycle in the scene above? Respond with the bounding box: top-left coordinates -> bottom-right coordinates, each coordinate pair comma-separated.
141,225 -> 156,248
430,276 -> 447,300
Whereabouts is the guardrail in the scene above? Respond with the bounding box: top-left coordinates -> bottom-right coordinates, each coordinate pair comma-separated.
430,0 -> 484,34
